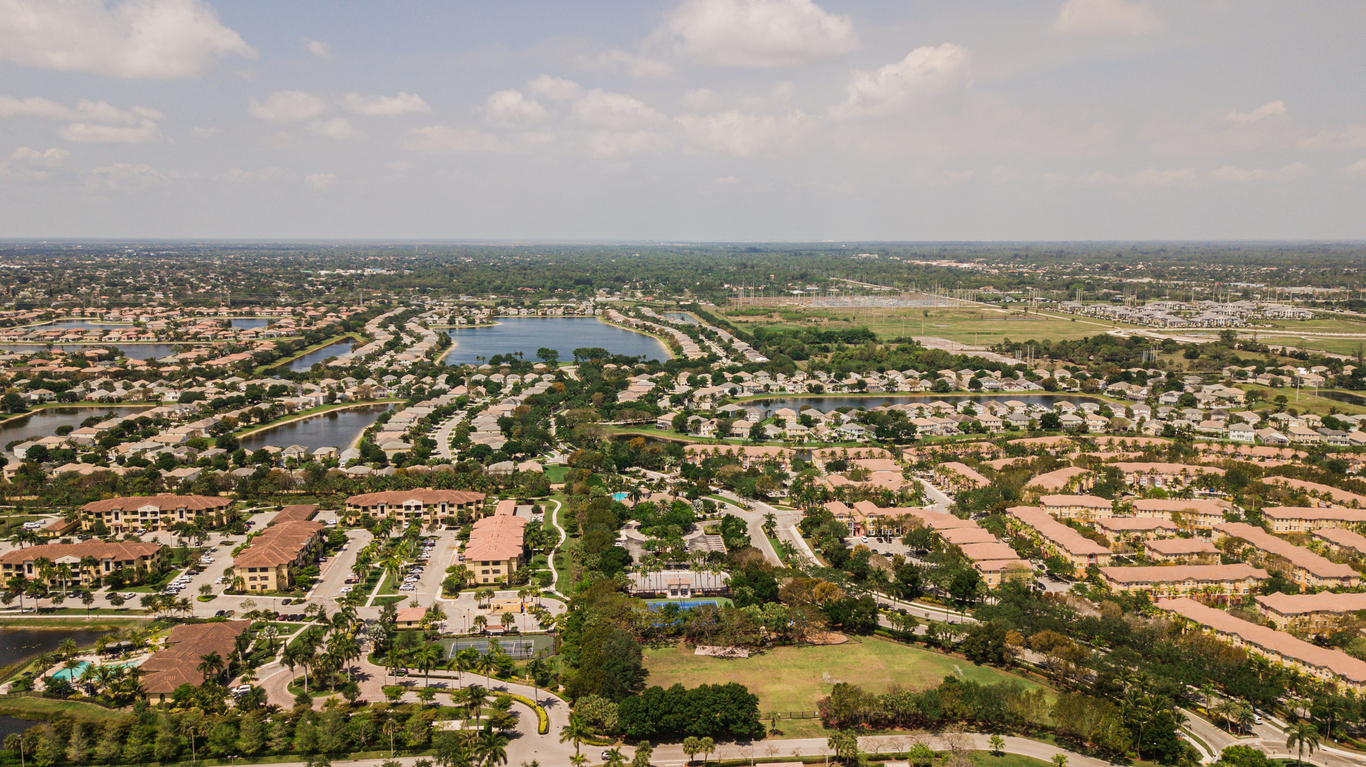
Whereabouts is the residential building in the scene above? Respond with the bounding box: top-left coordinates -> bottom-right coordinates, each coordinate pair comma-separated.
1256,592 -> 1366,634
1005,505 -> 1112,570
1144,537 -> 1219,564
1159,597 -> 1366,694
1038,494 -> 1114,520
0,540 -> 165,588
1214,522 -> 1360,588
1313,527 -> 1366,558
465,506 -> 527,584
232,520 -> 327,592
1100,564 -> 1266,598
345,489 -> 486,527
81,494 -> 235,533
1261,506 -> 1366,534
141,621 -> 251,702
1130,498 -> 1231,530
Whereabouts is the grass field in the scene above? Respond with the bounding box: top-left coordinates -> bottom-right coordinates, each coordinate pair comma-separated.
0,696 -> 125,722
643,636 -> 1048,723
715,305 -> 1124,347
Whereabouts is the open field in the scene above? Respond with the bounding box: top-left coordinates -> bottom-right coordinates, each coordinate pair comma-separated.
643,635 -> 1049,719
715,305 -> 1130,347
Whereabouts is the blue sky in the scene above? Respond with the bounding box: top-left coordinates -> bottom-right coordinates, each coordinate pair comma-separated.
0,0 -> 1364,241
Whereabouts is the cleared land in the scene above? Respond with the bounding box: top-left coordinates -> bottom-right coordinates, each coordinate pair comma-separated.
643,636 -> 1048,718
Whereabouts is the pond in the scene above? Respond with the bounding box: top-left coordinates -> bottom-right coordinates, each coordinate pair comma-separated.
664,312 -> 699,325
0,716 -> 41,738
443,317 -> 670,366
239,404 -> 394,453
0,343 -> 180,361
30,320 -> 131,330
285,340 -> 355,372
230,318 -> 269,330
0,627 -> 109,670
0,406 -> 153,449
749,393 -> 1106,413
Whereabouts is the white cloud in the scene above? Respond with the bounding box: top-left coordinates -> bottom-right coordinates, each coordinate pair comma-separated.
0,0 -> 255,78
676,109 -> 808,157
585,130 -> 670,159
212,167 -> 294,183
666,0 -> 858,67
60,119 -> 163,143
526,76 -> 581,103
0,146 -> 71,181
590,49 -> 674,79
190,126 -> 222,138
302,37 -> 331,60
1080,167 -> 1197,187
571,89 -> 666,131
249,91 -> 328,122
482,90 -> 547,127
307,117 -> 360,140
406,126 -> 499,154
305,173 -> 337,191
1299,124 -> 1366,151
0,95 -> 162,124
831,44 -> 971,120
1343,159 -> 1366,180
84,162 -> 172,191
714,175 -> 740,186
1226,101 -> 1287,123
338,92 -> 430,116
1055,0 -> 1160,36
1210,162 -> 1310,183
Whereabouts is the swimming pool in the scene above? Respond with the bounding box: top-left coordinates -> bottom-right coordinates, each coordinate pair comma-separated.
49,659 -> 141,682
647,600 -> 718,610
611,492 -> 629,502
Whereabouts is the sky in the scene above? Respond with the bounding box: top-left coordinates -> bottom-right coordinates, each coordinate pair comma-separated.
0,0 -> 1364,242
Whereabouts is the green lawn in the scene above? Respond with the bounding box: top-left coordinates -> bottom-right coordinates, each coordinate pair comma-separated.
545,465 -> 569,484
967,754 -> 1052,767
0,696 -> 126,722
643,636 -> 1049,718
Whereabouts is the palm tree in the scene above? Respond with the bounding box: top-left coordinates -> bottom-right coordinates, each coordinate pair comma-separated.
474,725 -> 511,767
472,615 -> 488,634
1232,701 -> 1255,735
477,649 -> 498,687
416,643 -> 444,687
196,652 -> 225,685
1286,721 -> 1320,766
559,715 -> 588,757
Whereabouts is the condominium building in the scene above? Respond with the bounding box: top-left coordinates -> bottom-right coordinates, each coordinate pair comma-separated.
1092,516 -> 1181,546
465,506 -> 527,584
232,519 -> 327,592
344,489 -> 486,527
1006,505 -> 1112,569
1038,494 -> 1114,520
1260,506 -> 1366,534
81,494 -> 235,533
1160,597 -> 1366,693
1255,591 -> 1366,633
1214,522 -> 1360,588
0,540 -> 165,587
1100,564 -> 1266,598
1129,498 -> 1231,530
1144,537 -> 1220,564
1313,527 -> 1366,558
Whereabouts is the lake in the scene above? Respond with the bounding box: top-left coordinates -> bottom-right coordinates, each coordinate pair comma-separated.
0,716 -> 41,738
443,317 -> 670,365
31,320 -> 130,330
231,318 -> 269,330
0,343 -> 181,361
0,627 -> 110,735
286,340 -> 355,372
0,406 -> 153,449
664,312 -> 699,325
239,404 -> 394,453
750,393 -> 1105,413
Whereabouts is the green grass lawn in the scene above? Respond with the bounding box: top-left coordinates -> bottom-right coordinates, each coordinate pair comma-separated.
373,595 -> 409,607
644,635 -> 1049,718
545,465 -> 569,484
0,696 -> 126,722
967,753 -> 1052,767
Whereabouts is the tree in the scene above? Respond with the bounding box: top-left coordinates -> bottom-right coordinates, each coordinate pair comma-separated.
1286,721 -> 1320,766
827,731 -> 858,765
989,736 -> 1004,755
559,716 -> 588,758
631,743 -> 654,767
1050,756 -> 1066,767
682,737 -> 702,765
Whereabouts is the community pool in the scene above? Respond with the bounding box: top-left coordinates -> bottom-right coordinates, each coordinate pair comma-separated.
647,600 -> 719,610
49,659 -> 142,682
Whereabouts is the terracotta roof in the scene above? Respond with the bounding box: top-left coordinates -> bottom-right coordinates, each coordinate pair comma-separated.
940,527 -> 999,545
1100,563 -> 1266,585
1159,597 -> 1366,684
1144,538 -> 1219,556
1262,506 -> 1366,523
1216,522 -> 1359,580
233,520 -> 324,569
0,540 -> 162,566
1256,591 -> 1366,617
1006,506 -> 1109,556
1267,478 -> 1366,507
272,504 -> 317,524
465,513 -> 526,562
1112,461 -> 1225,476
957,541 -> 1023,563
1039,494 -> 1113,509
1313,527 -> 1366,556
81,494 -> 231,513
1027,467 -> 1090,491
345,489 -> 485,506
1094,517 -> 1180,533
1131,498 -> 1230,516
141,620 -> 250,694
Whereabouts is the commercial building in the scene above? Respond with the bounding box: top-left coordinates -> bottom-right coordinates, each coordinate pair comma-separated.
1214,522 -> 1360,588
0,540 -> 165,588
1100,564 -> 1266,598
1159,597 -> 1366,693
345,489 -> 486,527
627,569 -> 730,598
81,494 -> 235,533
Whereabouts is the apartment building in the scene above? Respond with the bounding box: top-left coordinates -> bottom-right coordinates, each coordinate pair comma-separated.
345,489 -> 486,527
1214,522 -> 1360,588
1092,516 -> 1181,545
1143,537 -> 1219,564
1160,597 -> 1366,694
1112,462 -> 1224,489
81,494 -> 235,533
1006,505 -> 1112,570
1100,564 -> 1266,598
1313,527 -> 1366,558
465,507 -> 527,584
1260,506 -> 1366,534
0,540 -> 165,587
1130,498 -> 1231,530
1256,592 -> 1366,633
1038,494 -> 1114,520
232,519 -> 327,592
1266,477 -> 1366,508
